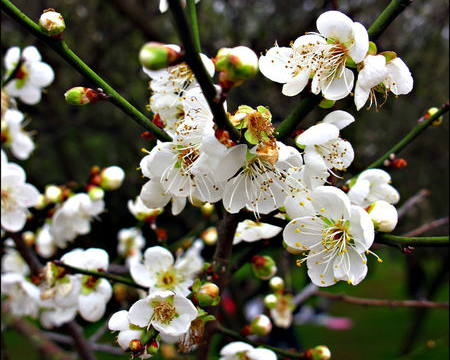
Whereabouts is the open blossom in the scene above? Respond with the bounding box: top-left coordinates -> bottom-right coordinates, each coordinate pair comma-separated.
295,110 -> 355,173
259,11 -> 368,100
1,273 -> 41,318
1,240 -> 30,275
354,54 -> 413,110
283,186 -> 375,286
219,342 -> 277,360
1,150 -> 40,232
347,168 -> 400,207
1,108 -> 35,160
3,46 -> 54,105
128,290 -> 198,337
233,220 -> 282,245
117,227 -> 146,265
130,242 -> 204,296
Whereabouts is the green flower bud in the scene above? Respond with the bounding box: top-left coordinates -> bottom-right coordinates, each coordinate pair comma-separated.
264,294 -> 278,309
88,186 -> 105,201
426,107 -> 443,126
196,282 -> 220,307
307,345 -> 331,360
215,46 -> 258,86
34,194 -> 47,210
251,255 -> 277,280
39,9 -> 65,36
269,276 -> 284,292
100,166 -> 125,190
64,87 -> 100,106
249,314 -> 272,336
44,185 -> 62,203
139,42 -> 182,71
129,339 -> 144,353
366,200 -> 398,232
146,339 -> 160,356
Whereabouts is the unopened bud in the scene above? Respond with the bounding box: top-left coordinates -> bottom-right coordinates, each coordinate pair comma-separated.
390,158 -> 407,169
34,194 -> 47,210
264,294 -> 278,309
201,202 -> 215,217
64,87 -> 102,106
250,314 -> 272,336
425,107 -> 443,126
129,339 -> 144,352
22,231 -> 36,246
196,282 -> 220,307
201,227 -> 218,245
306,345 -> 331,360
366,200 -> 398,232
39,9 -> 65,36
146,339 -> 160,356
269,276 -> 285,292
139,42 -> 182,71
215,46 -> 258,87
100,166 -> 125,190
251,255 -> 277,280
318,98 -> 335,109
45,185 -> 62,203
88,186 -> 105,201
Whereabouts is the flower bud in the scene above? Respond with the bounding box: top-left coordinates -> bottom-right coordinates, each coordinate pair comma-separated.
22,231 -> 36,246
201,202 -> 215,217
264,294 -> 278,309
269,276 -> 284,292
196,282 -> 220,307
251,255 -> 277,280
146,339 -> 160,356
201,227 -> 218,246
215,46 -> 258,87
306,345 -> 331,360
34,194 -> 47,210
39,9 -> 65,36
139,42 -> 182,71
64,87 -> 101,106
249,314 -> 272,336
44,185 -> 62,203
100,166 -> 125,190
425,107 -> 444,126
129,339 -> 144,352
366,200 -> 398,232
88,186 -> 105,201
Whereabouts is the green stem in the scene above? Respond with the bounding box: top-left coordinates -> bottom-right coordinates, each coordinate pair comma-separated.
167,0 -> 243,144
377,234 -> 449,249
1,0 -> 172,142
217,324 -> 310,359
274,94 -> 322,140
368,0 -> 413,42
366,101 -> 449,170
186,0 -> 201,53
53,260 -> 148,291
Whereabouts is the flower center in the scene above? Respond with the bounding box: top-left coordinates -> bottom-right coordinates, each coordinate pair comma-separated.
321,219 -> 351,254
161,271 -> 175,286
153,300 -> 177,324
177,147 -> 200,172
1,188 -> 16,211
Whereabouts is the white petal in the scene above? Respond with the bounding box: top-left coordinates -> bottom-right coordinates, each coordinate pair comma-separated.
322,110 -> 355,130
354,83 -> 371,111
386,57 -> 413,95
307,255 -> 336,287
22,46 -> 41,62
258,46 -> 294,84
347,178 -> 370,206
247,348 -> 277,360
222,175 -> 247,213
1,208 -> 27,232
78,292 -> 107,322
220,342 -> 254,356
316,11 -> 354,42
109,310 -> 131,331
213,144 -> 247,182
281,68 -> 310,96
322,67 -> 354,101
28,62 -> 54,87
369,183 -> 400,205
143,246 -> 174,272
130,263 -> 153,288
18,84 -> 42,105
140,179 -> 171,208
84,248 -> 109,270
117,330 -> 143,351
358,169 -> 391,184
171,196 -> 186,215
4,46 -> 20,70
348,22 -> 369,63
296,123 -> 339,146
283,217 -> 323,251
357,55 -> 387,90
128,299 -> 153,327
293,34 -> 327,49
312,186 -> 351,220
349,205 -> 374,252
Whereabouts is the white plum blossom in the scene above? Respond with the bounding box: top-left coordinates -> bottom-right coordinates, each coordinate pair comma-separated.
35,223 -> 57,258
50,193 -> 104,247
3,46 -> 54,105
295,110 -> 355,173
1,272 -> 41,318
1,108 -> 35,160
347,168 -> 400,207
1,240 -> 30,275
283,186 -> 375,286
219,341 -> 277,360
61,248 -> 113,322
130,242 -> 204,296
259,11 -> 368,100
1,150 -> 40,232
39,303 -> 78,329
117,227 -> 146,265
354,54 -> 413,110
128,290 -> 198,337
233,220 -> 282,245
366,200 -> 398,232
127,196 -> 162,222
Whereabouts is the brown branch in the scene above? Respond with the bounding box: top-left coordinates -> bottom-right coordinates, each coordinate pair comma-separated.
63,322 -> 96,360
315,291 -> 449,309
397,189 -> 430,219
403,216 -> 449,237
5,231 -> 42,276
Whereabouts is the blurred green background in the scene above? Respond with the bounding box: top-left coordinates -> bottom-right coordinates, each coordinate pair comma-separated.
1,0 -> 448,359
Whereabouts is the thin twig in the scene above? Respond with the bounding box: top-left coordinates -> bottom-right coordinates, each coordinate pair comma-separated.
187,0 -> 201,53
376,234 -> 449,250
315,291 -> 449,309
403,216 -> 449,237
397,189 -> 430,219
293,282 -> 319,308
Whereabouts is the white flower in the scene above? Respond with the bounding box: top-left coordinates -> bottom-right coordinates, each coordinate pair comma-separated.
35,223 -> 56,258
366,200 -> 398,232
1,150 -> 40,232
1,240 -> 30,275
61,248 -> 112,322
222,141 -> 303,215
40,304 -> 77,329
283,186 -> 375,286
128,290 -> 198,337
117,227 -> 145,265
50,193 -> 104,246
220,341 -> 277,360
233,220 -> 282,245
1,108 -> 35,160
130,242 -> 203,296
1,273 -> 41,318
347,168 -> 400,207
295,110 -> 355,172
127,196 -> 162,222
268,293 -> 294,329
3,46 -> 54,105
354,55 -> 413,110
159,0 -> 200,13
100,166 -> 125,190
259,11 -> 368,100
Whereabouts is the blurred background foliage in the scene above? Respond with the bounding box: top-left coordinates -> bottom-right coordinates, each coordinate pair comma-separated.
1,0 -> 448,359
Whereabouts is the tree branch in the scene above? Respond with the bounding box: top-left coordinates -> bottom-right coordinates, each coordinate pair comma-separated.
397,189 -> 430,219
315,291 -> 449,309
376,234 -> 449,250
187,0 -> 201,53
1,0 -> 172,142
403,217 -> 449,237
